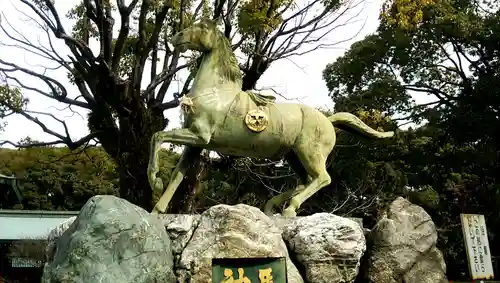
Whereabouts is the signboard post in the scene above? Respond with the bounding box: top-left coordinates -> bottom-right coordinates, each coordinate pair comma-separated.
460,214 -> 495,280
212,257 -> 287,283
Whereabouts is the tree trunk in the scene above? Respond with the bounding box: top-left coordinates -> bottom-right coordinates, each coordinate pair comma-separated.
168,150 -> 206,213
182,158 -> 207,213
90,96 -> 167,211
118,105 -> 167,211
118,156 -> 154,211
242,59 -> 269,91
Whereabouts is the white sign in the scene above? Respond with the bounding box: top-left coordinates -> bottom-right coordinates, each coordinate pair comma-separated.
460,214 -> 495,280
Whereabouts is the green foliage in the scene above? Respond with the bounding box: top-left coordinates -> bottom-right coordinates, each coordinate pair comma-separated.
323,34 -> 415,117
237,0 -> 291,34
201,0 -> 212,19
408,185 -> 440,208
0,146 -> 118,210
0,145 -> 180,211
321,0 -> 343,10
66,2 -> 100,41
0,85 -> 27,131
380,0 -> 437,30
323,0 -> 500,279
112,36 -> 140,78
0,85 -> 25,113
31,0 -> 54,12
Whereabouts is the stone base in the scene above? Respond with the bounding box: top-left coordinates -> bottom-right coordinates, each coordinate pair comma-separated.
42,195 -> 367,283
43,196 -> 450,283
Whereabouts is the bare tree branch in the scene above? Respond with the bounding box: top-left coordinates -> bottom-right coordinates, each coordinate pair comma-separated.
147,0 -> 174,101
0,10 -> 97,107
0,108 -> 99,150
17,0 -> 104,108
155,0 -> 187,103
254,86 -> 306,102
111,0 -> 139,72
0,12 -> 71,71
21,0 -> 96,64
143,62 -> 191,98
270,0 -> 366,59
236,0 -> 368,89
0,59 -> 89,109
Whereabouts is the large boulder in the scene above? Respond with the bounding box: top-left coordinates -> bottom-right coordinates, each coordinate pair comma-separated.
403,246 -> 448,283
159,214 -> 201,265
42,195 -> 176,283
176,204 -> 304,283
283,213 -> 366,283
44,216 -> 76,264
359,197 -> 447,283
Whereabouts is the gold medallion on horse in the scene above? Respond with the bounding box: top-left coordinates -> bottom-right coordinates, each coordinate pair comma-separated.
245,106 -> 269,132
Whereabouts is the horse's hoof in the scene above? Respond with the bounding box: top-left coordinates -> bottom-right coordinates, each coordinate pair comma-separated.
282,208 -> 297,217
264,211 -> 275,217
151,205 -> 163,214
263,207 -> 274,216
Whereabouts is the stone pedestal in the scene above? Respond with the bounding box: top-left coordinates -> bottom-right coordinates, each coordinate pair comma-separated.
42,195 -> 367,283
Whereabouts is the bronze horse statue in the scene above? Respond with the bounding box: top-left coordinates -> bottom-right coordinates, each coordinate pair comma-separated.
148,19 -> 394,216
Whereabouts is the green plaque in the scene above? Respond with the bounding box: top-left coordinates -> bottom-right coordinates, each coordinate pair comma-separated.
212,257 -> 287,283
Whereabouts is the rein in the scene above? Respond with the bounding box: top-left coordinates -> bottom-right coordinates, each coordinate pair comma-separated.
179,91 -> 217,113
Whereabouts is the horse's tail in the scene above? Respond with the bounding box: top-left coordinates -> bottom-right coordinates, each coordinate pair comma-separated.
328,112 -> 394,139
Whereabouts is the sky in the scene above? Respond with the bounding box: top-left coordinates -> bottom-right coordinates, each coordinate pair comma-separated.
0,0 -> 402,148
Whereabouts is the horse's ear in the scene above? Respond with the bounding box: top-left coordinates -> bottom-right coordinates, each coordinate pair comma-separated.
199,17 -> 217,28
213,15 -> 223,26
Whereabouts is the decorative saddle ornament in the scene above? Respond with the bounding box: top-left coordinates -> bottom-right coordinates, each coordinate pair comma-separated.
245,106 -> 269,132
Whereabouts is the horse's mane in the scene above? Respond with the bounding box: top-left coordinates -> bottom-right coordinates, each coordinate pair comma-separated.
205,21 -> 243,85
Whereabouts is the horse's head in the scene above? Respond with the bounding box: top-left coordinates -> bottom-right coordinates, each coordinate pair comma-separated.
170,19 -> 221,53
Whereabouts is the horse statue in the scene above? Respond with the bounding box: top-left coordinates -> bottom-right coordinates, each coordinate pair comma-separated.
148,18 -> 394,217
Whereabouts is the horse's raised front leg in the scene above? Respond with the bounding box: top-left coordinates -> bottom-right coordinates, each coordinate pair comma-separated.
152,146 -> 202,214
148,128 -> 210,213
